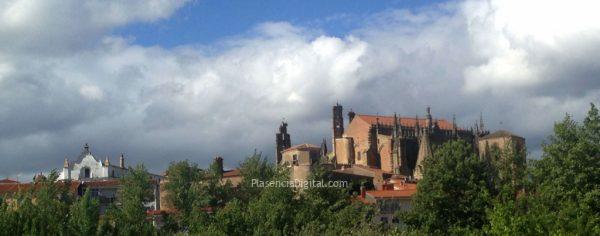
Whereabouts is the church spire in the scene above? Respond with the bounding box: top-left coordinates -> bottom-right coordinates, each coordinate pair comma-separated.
104,156 -> 110,166
276,120 -> 291,165
320,138 -> 328,161
393,113 -> 399,138
332,103 -> 344,139
63,157 -> 69,168
415,114 -> 420,135
119,154 -> 125,168
426,106 -> 433,129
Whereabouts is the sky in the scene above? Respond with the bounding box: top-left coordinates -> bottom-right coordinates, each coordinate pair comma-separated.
0,0 -> 599,180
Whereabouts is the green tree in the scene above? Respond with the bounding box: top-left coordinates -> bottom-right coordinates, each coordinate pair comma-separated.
487,103 -> 600,235
0,170 -> 73,236
111,164 -> 156,235
236,151 -> 275,203
68,188 -> 100,235
402,140 -> 492,234
163,160 -> 203,227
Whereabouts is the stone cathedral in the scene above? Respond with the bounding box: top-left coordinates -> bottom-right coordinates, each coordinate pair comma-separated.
330,103 -> 490,179
276,103 -> 524,182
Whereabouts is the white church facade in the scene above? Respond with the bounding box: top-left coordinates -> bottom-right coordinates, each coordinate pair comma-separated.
59,143 -> 129,180
58,143 -> 164,213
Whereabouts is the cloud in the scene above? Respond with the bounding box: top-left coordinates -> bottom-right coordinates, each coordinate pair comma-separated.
0,0 -> 599,179
0,0 -> 188,54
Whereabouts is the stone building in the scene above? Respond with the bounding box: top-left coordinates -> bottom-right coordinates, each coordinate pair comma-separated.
275,103 -> 525,191
333,104 -> 489,180
280,144 -> 322,183
478,130 -> 526,159
358,181 -> 417,224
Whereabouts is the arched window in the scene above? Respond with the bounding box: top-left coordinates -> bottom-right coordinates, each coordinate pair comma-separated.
84,168 -> 91,178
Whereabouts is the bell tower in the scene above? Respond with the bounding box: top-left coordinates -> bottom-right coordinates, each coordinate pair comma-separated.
332,103 -> 344,139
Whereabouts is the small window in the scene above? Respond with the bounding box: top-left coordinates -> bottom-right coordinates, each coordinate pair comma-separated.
357,152 -> 361,160
292,154 -> 298,165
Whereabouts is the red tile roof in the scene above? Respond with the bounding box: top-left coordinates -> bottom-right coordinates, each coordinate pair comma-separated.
0,181 -> 81,195
366,188 -> 417,198
0,179 -> 19,184
356,114 -> 457,130
364,183 -> 417,199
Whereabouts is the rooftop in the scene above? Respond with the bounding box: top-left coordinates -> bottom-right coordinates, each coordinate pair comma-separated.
283,143 -> 321,152
0,179 -> 19,184
222,169 -> 241,178
355,114 -> 458,130
366,184 -> 417,199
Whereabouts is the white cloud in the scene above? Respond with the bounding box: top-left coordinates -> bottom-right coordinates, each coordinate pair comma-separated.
461,0 -> 600,93
0,0 -> 188,54
0,0 -> 599,178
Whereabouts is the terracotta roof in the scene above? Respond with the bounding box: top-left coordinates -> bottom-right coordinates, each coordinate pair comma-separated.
481,130 -> 523,140
283,143 -> 320,152
355,114 -> 457,130
0,181 -> 81,195
366,188 -> 417,199
0,179 -> 19,184
222,169 -> 241,178
0,183 -> 27,195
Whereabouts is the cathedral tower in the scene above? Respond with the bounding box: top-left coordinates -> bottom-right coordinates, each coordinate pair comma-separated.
332,103 -> 344,138
275,121 -> 291,164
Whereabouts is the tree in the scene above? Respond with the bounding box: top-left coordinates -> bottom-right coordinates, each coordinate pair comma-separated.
402,140 -> 492,234
163,160 -> 204,227
236,151 -> 275,203
111,164 -> 156,235
487,103 -> 600,235
68,188 -> 100,235
0,170 -> 73,236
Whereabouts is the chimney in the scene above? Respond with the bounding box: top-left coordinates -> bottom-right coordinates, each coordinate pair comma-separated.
119,154 -> 125,168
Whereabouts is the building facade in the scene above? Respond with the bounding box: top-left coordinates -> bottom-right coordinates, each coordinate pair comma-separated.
275,103 -> 525,189
333,105 -> 489,180
58,144 -> 163,213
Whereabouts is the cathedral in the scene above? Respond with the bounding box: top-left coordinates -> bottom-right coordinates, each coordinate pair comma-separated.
276,103 -> 525,184
330,103 -> 489,179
